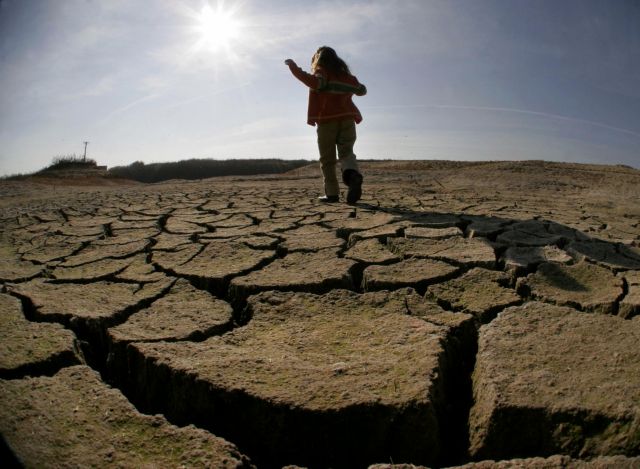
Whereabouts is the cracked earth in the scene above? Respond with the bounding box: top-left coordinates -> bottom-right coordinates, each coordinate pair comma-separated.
1,160 -> 640,468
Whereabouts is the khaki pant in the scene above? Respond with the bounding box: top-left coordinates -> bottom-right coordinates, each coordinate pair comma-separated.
316,119 -> 360,197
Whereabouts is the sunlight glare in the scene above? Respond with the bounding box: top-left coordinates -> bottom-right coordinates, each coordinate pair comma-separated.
196,3 -> 242,52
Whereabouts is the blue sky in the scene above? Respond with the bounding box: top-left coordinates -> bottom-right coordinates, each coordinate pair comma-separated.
1,0 -> 639,175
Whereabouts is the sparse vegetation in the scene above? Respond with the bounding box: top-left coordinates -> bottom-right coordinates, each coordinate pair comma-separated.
0,172 -> 28,181
40,155 -> 97,172
107,158 -> 311,183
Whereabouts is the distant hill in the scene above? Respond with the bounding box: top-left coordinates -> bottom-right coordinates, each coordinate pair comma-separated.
108,158 -> 311,183
1,155 -> 109,181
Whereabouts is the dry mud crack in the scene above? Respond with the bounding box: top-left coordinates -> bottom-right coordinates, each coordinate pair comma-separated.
1,160 -> 640,468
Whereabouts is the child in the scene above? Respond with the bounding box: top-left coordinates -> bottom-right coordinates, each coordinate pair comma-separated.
285,46 -> 367,203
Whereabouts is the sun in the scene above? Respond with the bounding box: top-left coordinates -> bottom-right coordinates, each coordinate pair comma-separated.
195,3 -> 243,52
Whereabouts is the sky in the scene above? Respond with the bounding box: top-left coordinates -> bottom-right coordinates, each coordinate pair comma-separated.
1,0 -> 639,175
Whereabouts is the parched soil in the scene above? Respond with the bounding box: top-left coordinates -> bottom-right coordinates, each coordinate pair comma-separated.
1,160 -> 640,468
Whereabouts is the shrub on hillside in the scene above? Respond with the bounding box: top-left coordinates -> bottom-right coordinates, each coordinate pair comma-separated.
40,155 -> 97,172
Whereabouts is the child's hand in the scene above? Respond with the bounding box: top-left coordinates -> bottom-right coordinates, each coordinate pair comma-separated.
284,59 -> 295,67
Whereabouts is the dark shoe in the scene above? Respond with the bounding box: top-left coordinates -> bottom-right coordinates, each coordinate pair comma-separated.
318,195 -> 339,203
345,171 -> 363,204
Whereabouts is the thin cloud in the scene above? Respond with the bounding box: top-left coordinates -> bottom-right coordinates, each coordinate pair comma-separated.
163,81 -> 252,112
363,103 -> 640,140
98,93 -> 160,125
437,105 -> 640,140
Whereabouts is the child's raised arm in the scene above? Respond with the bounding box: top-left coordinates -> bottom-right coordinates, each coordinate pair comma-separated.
284,59 -> 326,90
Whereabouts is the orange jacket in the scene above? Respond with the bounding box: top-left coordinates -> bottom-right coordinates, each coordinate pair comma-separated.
288,63 -> 367,126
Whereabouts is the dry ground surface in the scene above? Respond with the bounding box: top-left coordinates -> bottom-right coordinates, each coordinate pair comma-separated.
1,160 -> 640,469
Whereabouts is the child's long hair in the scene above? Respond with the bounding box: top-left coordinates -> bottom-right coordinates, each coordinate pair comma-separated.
311,46 -> 351,75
